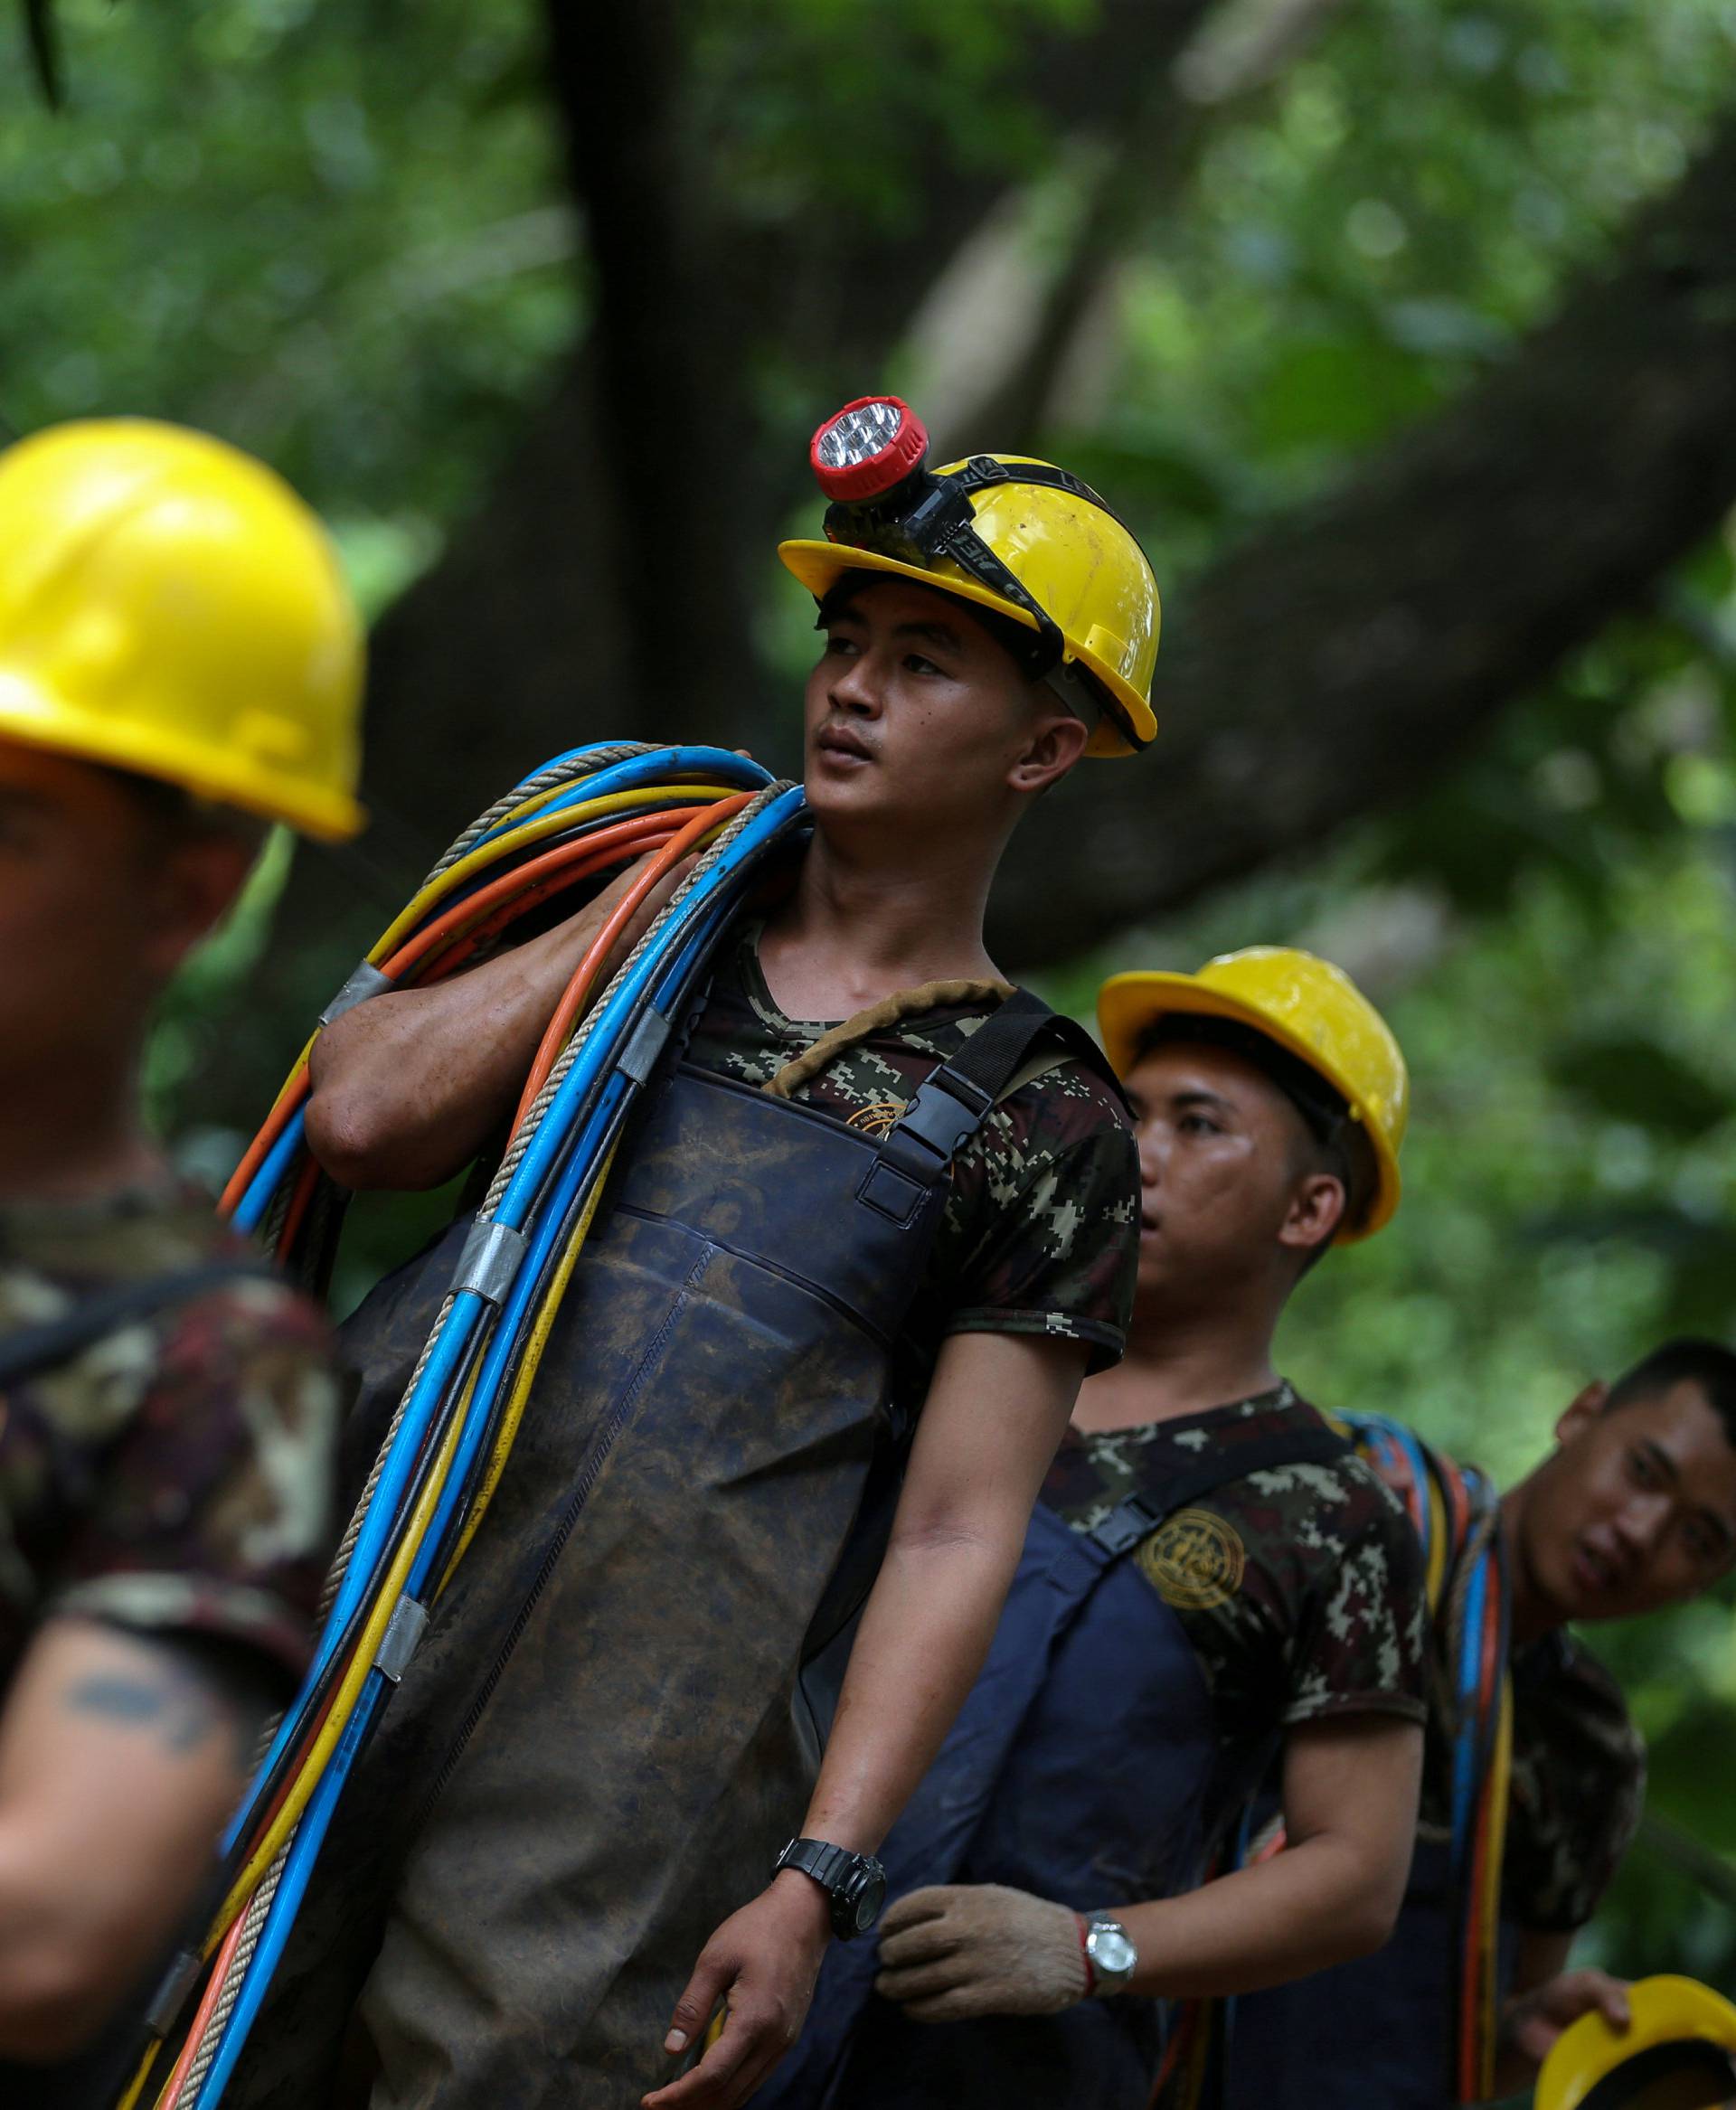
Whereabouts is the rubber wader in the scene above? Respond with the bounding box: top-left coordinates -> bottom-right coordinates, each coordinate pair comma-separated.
760,1421 -> 1352,2110
227,990 -> 1108,2110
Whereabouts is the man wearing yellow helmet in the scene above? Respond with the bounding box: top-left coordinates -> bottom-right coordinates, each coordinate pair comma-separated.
0,419 -> 362,2104
229,398 -> 1156,2110
1228,1336 -> 1736,2108
751,947 -> 1429,2110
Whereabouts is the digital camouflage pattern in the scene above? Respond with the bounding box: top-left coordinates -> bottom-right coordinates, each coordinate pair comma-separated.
0,1182 -> 339,1695
1362,1434 -> 1647,1936
1497,1631 -> 1644,1930
1043,1386 -> 1429,1753
688,921 -> 1140,1375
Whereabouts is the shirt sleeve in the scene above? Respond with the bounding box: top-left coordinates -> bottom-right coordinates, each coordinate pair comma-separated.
939,1059 -> 1140,1373
44,1278 -> 340,1693
1283,1471 -> 1430,1729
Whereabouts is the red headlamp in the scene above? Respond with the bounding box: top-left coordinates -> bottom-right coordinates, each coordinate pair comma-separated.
809,395 -> 930,505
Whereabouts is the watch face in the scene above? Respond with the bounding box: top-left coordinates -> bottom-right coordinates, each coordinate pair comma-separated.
1091,1926 -> 1136,1975
852,1866 -> 887,1934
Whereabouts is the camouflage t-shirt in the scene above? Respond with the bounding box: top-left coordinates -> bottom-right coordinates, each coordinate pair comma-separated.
1043,1386 -> 1429,1758
1496,1631 -> 1645,1932
685,924 -> 1140,1375
1370,1433 -> 1646,1936
0,1181 -> 340,1697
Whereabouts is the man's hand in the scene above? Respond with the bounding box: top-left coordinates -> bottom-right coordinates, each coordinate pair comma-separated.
1503,1969 -> 1631,2071
641,1872 -> 830,2109
874,1884 -> 1088,2023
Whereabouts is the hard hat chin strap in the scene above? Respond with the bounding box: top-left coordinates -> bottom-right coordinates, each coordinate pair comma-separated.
1044,656 -> 1100,730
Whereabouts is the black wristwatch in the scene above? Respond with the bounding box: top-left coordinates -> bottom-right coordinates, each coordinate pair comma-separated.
774,1837 -> 887,1940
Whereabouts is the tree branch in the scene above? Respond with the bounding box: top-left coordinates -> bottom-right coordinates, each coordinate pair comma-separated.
986,105 -> 1736,965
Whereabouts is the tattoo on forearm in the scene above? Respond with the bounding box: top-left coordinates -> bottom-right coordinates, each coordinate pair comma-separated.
61,1665 -> 239,1763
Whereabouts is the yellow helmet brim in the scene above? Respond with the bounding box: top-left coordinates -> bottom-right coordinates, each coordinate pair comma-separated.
1097,969 -> 1402,1241
1537,1976 -> 1736,2109
0,671 -> 366,841
778,538 -> 1156,758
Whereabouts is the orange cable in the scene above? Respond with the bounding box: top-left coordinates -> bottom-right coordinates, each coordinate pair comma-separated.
217,805 -> 695,1222
273,1154 -> 323,1264
218,1061 -> 310,1219
381,807 -> 684,980
156,1909 -> 249,2109
514,794 -> 752,1129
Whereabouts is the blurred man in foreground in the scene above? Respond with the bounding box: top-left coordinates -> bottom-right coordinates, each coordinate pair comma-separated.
0,419 -> 362,2102
1227,1337 -> 1736,2105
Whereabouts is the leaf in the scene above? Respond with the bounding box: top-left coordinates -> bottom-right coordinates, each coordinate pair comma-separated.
21,0 -> 63,108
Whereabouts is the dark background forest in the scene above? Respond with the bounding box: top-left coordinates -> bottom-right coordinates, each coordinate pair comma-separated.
9,0 -> 1736,2031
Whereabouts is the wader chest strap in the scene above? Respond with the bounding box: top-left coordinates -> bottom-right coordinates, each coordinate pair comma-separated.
1087,1426 -> 1354,1558
858,989 -> 1108,1226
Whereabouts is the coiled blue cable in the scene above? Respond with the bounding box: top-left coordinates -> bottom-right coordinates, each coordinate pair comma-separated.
230,1110 -> 307,1239
467,745 -> 771,852
224,785 -> 802,1851
199,787 -> 806,2096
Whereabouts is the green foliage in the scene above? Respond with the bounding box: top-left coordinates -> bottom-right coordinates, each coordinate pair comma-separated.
15,0 -> 1736,1999
1046,546 -> 1736,1985
0,0 -> 572,579
1049,0 -> 1736,564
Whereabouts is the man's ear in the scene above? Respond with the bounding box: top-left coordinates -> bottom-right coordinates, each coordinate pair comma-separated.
1008,707 -> 1090,796
1554,1380 -> 1609,1449
1278,1173 -> 1346,1264
136,832 -> 258,982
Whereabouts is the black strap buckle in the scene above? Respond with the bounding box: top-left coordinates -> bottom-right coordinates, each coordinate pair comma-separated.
1090,1493 -> 1163,1558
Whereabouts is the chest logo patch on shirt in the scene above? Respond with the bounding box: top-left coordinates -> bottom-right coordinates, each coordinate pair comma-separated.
846,1099 -> 908,1138
1138,1507 -> 1246,1610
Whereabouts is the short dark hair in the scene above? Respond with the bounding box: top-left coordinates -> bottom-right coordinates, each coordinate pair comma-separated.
1606,1337 -> 1736,1448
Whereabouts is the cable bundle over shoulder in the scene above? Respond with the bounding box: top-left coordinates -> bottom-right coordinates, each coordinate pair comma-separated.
119,742 -> 808,2110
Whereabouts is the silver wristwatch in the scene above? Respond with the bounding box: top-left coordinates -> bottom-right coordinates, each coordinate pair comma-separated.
1083,1912 -> 1137,1996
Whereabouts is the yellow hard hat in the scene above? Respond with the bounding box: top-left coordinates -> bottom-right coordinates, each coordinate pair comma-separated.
1537,1976 -> 1736,2108
0,418 -> 365,839
779,396 -> 1159,758
1097,946 -> 1409,1239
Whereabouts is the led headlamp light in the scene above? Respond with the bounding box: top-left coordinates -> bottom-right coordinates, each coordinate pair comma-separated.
807,394 -> 1125,707
810,396 -> 931,505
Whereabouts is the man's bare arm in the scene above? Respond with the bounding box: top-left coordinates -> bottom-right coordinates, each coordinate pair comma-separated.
0,1617 -> 270,2061
643,1329 -> 1089,2110
1113,1712 -> 1422,1997
871,1711 -> 1422,2026
306,852 -> 685,1192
